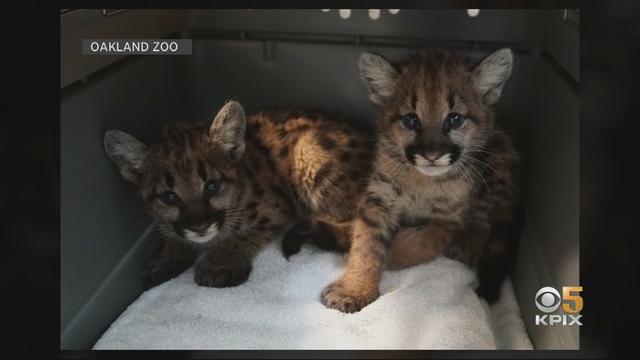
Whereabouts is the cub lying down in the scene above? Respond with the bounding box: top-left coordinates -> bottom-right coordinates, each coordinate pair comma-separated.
104,101 -> 374,288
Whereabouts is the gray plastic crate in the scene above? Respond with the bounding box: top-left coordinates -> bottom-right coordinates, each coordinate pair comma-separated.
60,9 -> 579,349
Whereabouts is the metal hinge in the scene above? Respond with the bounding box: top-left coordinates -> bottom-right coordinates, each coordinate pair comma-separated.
563,9 -> 579,31
101,9 -> 126,16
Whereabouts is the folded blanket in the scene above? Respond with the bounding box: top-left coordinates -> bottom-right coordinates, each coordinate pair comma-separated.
94,242 -> 532,350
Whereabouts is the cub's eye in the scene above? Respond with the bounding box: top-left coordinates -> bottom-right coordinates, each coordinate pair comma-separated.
204,180 -> 219,198
443,112 -> 465,131
159,191 -> 181,206
401,113 -> 421,131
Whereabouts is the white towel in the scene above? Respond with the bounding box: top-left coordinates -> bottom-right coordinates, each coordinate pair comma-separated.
94,241 -> 532,350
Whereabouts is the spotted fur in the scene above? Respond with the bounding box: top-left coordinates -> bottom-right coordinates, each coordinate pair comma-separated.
320,48 -> 523,313
104,102 -> 373,288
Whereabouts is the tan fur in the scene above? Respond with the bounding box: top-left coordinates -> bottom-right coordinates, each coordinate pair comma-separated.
106,103 -> 375,288
388,220 -> 457,270
320,218 -> 386,313
321,48 -> 522,312
291,131 -> 332,196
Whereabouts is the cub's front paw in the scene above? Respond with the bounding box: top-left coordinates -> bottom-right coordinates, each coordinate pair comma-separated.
320,281 -> 378,313
142,260 -> 185,289
194,262 -> 252,288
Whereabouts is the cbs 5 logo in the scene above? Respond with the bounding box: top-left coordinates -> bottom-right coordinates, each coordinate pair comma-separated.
535,286 -> 583,313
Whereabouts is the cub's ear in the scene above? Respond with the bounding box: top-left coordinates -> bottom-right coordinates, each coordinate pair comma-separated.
472,48 -> 513,106
103,130 -> 148,184
358,52 -> 399,106
209,100 -> 246,161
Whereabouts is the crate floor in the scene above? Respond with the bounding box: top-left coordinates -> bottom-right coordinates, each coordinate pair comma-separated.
94,241 -> 532,350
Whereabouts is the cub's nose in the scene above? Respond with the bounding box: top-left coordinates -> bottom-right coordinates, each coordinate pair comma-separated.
423,152 -> 443,162
188,222 -> 210,233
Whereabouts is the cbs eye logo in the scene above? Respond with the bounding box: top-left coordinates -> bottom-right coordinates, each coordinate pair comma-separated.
534,286 -> 583,326
535,287 -> 562,313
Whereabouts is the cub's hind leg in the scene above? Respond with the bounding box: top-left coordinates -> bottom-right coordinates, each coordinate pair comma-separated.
282,122 -> 371,259
443,220 -> 514,304
474,220 -> 520,304
387,220 -> 458,270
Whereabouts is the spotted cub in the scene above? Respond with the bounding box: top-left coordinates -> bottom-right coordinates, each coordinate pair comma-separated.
320,49 -> 523,313
104,101 -> 373,288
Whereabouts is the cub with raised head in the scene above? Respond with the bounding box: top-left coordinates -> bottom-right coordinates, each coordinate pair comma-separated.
320,49 -> 523,313
104,101 -> 373,288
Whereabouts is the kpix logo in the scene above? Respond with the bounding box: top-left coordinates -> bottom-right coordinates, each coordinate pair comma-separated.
534,286 -> 583,326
